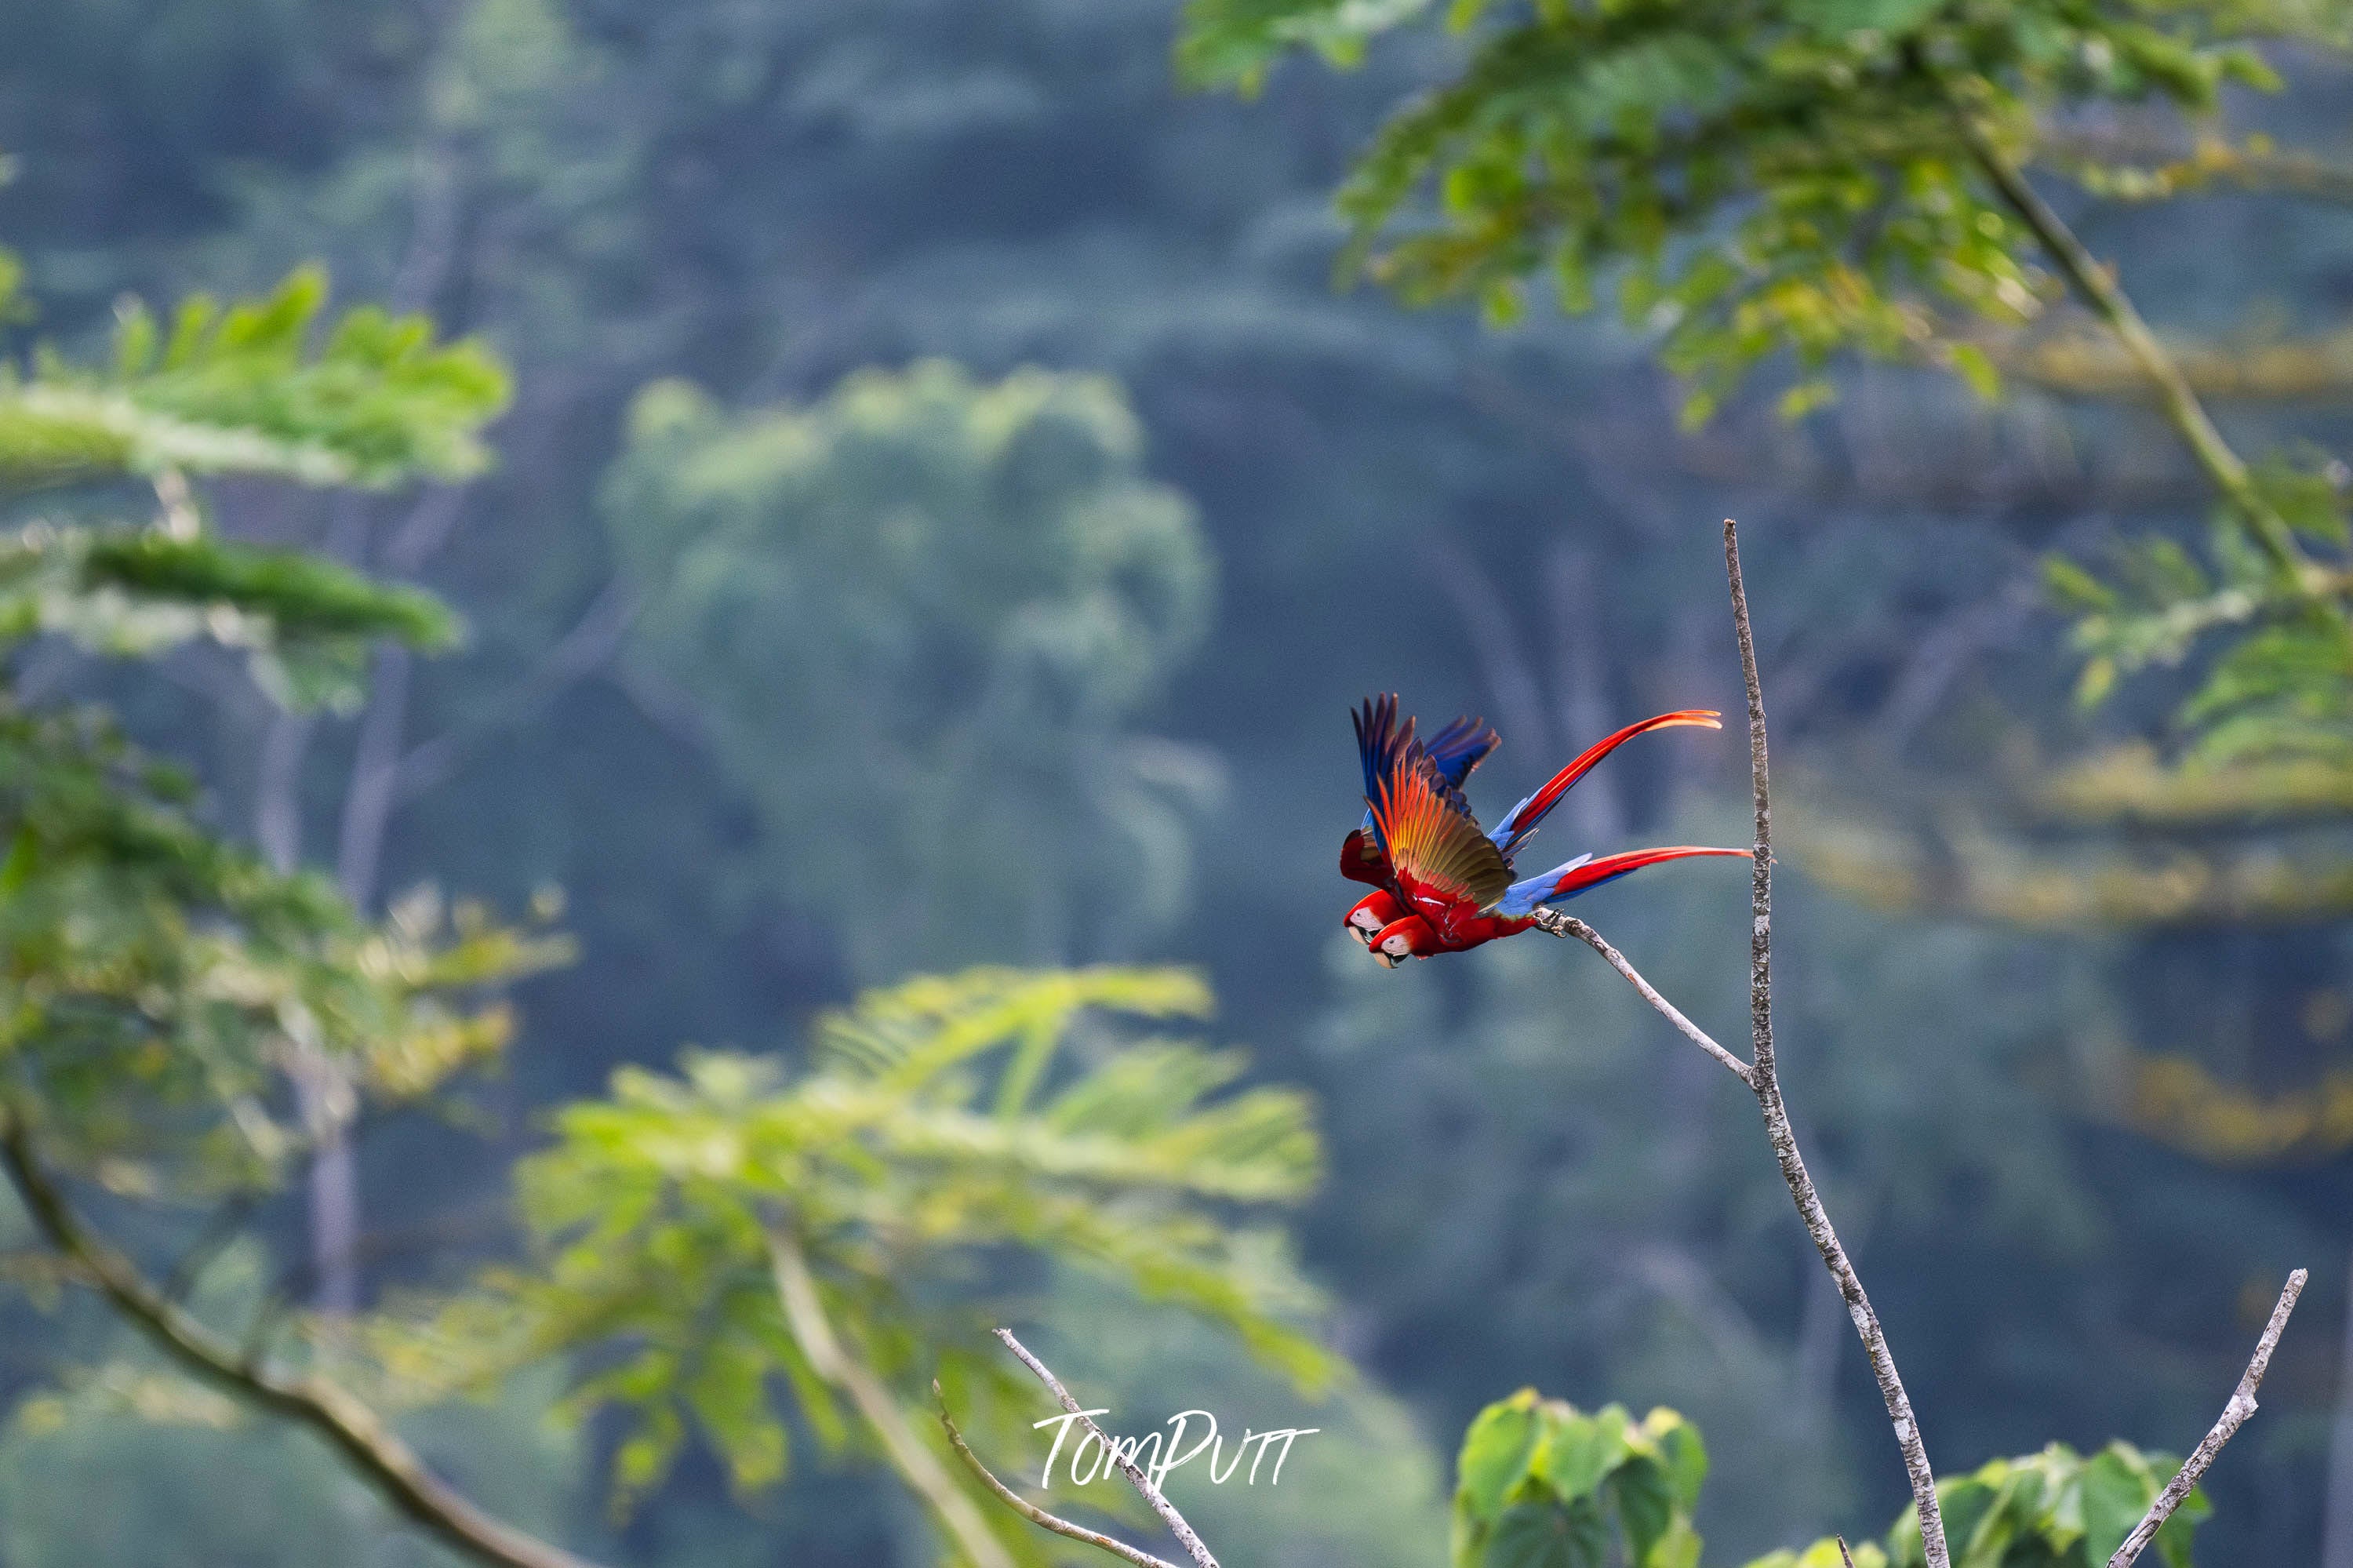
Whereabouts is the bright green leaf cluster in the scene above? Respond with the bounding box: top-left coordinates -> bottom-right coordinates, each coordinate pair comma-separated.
0,267 -> 510,493
1446,1392 -> 2208,1568
382,966 -> 1330,1512
1450,1388 -> 1705,1568
1755,1439 -> 2204,1568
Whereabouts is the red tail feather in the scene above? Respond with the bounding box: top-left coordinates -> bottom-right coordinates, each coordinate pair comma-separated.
1548,844 -> 1750,900
1500,711 -> 1723,853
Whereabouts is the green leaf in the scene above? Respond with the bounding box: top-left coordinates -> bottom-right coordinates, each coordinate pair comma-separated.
1457,1391 -> 1544,1525
1607,1456 -> 1674,1567
1485,1498 -> 1607,1568
2079,1444 -> 2155,1568
1536,1403 -> 1628,1504
1642,1410 -> 1708,1509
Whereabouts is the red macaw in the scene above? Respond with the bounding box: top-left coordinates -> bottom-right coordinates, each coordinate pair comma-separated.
1343,696 -> 1749,966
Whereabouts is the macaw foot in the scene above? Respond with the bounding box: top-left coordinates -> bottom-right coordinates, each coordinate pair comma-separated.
1529,907 -> 1574,937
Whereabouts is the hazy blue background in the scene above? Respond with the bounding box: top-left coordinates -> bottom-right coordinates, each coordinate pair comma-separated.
3,4 -> 2349,1566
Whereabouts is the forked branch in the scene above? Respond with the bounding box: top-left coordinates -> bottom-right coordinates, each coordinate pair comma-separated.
936,1381 -> 1184,1568
1554,522 -> 1951,1568
993,1329 -> 1221,1568
1728,519 -> 1949,1568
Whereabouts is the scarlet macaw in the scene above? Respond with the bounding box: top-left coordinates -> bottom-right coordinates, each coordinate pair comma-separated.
1344,696 -> 1748,966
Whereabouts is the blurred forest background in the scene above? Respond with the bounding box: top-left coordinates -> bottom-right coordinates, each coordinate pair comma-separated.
2,2 -> 2351,1566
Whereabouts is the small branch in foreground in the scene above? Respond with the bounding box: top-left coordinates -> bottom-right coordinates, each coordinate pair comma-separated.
2108,1269 -> 2308,1568
993,1329 -> 1221,1568
1726,519 -> 1951,1568
0,1105 -> 601,1568
1534,909 -> 1753,1085
935,1381 -> 1184,1568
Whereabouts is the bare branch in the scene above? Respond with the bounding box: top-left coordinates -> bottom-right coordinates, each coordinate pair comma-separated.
1723,518 -> 1951,1568
1837,1536 -> 1859,1568
2108,1269 -> 2308,1568
393,577 -> 637,805
993,1329 -> 1220,1568
935,1382 -> 1184,1568
0,1104 -> 602,1568
1533,908 -> 1752,1084
158,1191 -> 264,1307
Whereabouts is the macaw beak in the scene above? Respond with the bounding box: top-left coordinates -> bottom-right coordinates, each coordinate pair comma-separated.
1373,948 -> 1402,969
1347,922 -> 1371,945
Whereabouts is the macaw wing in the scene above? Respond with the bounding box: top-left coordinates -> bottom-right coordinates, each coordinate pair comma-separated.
1424,714 -> 1500,790
1369,741 -> 1514,914
1354,697 -> 1489,860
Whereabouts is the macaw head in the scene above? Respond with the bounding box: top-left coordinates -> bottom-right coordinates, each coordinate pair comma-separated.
1369,915 -> 1438,968
1344,889 -> 1404,945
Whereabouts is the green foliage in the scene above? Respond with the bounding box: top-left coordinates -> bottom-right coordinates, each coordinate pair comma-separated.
1755,1440 -> 2206,1568
603,362 -> 1220,980
0,267 -> 509,492
0,679 -> 565,1188
0,523 -> 460,711
1176,0 -> 2353,755
385,966 -> 1329,1513
1450,1389 -> 1705,1568
1446,1392 -> 2206,1568
1180,0 -> 2297,420
2049,464 -> 2353,764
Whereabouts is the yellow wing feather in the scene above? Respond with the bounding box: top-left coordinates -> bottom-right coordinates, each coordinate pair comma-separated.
1373,748 -> 1513,912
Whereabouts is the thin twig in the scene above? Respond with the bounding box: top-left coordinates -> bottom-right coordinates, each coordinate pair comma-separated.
1723,519 -> 1951,1568
1837,1537 -> 1858,1568
159,1190 -> 264,1307
935,1381 -> 1183,1568
0,1104 -> 602,1568
2108,1269 -> 2308,1568
393,577 -> 637,806
1947,101 -> 2304,578
769,1231 -> 1016,1568
993,1329 -> 1220,1568
1533,908 -> 1753,1085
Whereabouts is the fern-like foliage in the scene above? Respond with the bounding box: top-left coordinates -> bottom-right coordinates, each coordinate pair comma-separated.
0,267 -> 508,492
380,966 -> 1329,1515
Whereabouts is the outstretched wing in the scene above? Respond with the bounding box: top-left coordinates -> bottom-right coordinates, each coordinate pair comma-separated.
1424,714 -> 1500,791
1369,740 -> 1514,915
1352,697 -> 1493,873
